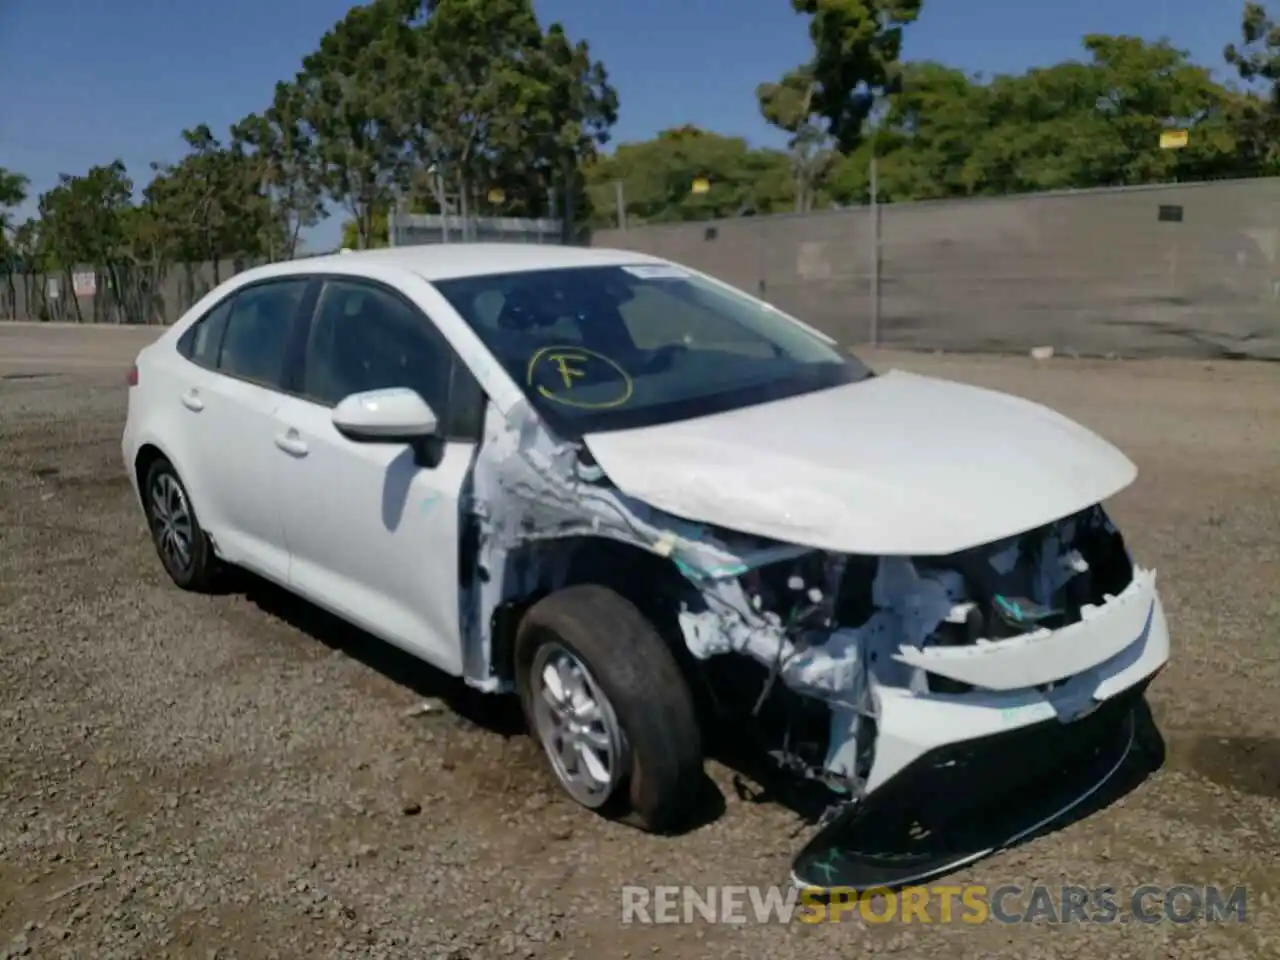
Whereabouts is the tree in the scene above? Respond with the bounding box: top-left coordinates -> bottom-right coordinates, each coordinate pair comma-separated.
232,82 -> 326,259
35,161 -> 137,321
1224,3 -> 1280,174
756,65 -> 835,212
0,168 -> 30,321
821,36 -> 1238,204
1225,2 -> 1280,92
0,167 -> 28,251
778,0 -> 924,153
398,0 -> 617,234
1074,35 -> 1236,185
143,125 -> 275,278
823,60 -> 992,203
341,205 -> 390,249
517,21 -> 619,233
327,0 -> 618,243
295,0 -> 422,249
584,126 -> 793,226
403,0 -> 545,226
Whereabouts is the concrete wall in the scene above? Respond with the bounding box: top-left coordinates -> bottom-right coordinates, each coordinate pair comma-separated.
592,178 -> 1280,360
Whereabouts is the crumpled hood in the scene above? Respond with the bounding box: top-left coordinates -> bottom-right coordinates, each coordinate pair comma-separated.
582,369 -> 1137,557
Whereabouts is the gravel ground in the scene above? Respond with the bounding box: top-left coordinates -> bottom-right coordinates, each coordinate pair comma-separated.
2,337 -> 1278,959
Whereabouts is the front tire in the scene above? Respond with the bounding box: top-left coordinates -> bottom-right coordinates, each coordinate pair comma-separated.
143,458 -> 217,592
515,584 -> 704,833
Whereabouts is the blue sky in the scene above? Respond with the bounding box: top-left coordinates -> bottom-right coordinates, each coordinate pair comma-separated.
0,0 -> 1242,250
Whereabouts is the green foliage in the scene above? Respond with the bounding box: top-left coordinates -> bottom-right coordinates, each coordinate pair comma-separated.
0,167 -> 29,263
828,36 -> 1240,204
1224,3 -> 1280,173
231,82 -> 326,258
756,66 -> 836,212
1225,2 -> 1280,90
788,0 -> 924,152
341,206 -> 390,250
143,125 -> 277,264
585,126 -> 794,226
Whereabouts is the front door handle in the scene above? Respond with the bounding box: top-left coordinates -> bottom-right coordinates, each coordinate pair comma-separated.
180,388 -> 204,412
274,430 -> 309,457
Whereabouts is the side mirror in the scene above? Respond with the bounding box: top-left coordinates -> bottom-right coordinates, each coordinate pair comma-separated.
332,388 -> 439,443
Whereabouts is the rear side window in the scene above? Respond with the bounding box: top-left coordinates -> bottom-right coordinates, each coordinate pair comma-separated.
177,298 -> 232,369
217,279 -> 308,389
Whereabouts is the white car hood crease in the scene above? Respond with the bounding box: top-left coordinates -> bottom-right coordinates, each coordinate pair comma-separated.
583,369 -> 1138,557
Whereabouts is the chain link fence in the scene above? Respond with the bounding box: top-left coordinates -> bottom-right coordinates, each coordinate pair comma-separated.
0,259 -> 266,325
591,177 -> 1280,360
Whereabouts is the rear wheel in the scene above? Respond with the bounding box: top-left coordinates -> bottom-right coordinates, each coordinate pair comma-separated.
515,584 -> 704,833
143,458 -> 217,592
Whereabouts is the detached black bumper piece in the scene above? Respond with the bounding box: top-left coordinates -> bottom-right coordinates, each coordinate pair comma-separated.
792,679 -> 1151,893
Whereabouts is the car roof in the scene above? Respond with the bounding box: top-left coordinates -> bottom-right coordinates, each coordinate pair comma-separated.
241,243 -> 670,285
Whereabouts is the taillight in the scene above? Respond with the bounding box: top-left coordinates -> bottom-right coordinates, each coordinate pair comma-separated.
126,364 -> 139,387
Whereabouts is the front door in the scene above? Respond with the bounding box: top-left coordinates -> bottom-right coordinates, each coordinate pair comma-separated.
272,277 -> 481,676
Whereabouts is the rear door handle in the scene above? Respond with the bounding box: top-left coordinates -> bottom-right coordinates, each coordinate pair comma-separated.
274,429 -> 309,457
180,388 -> 204,412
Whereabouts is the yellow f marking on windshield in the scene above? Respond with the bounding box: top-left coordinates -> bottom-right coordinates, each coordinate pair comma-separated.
526,345 -> 634,409
548,352 -> 587,389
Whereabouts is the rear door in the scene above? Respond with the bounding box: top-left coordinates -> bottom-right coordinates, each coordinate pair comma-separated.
271,276 -> 485,675
183,277 -> 312,582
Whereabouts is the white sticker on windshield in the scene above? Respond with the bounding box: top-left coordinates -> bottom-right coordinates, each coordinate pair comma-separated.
621,264 -> 690,280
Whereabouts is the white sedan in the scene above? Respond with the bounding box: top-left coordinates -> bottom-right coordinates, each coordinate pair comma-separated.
122,244 -> 1169,891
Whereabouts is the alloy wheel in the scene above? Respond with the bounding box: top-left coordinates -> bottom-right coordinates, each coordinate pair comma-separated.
529,639 -> 626,808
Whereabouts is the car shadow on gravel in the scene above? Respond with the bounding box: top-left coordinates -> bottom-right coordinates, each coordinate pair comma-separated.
216,567 -> 733,834
222,569 -> 526,737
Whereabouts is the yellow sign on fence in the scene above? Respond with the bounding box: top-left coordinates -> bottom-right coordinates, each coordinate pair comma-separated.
690,177 -> 710,195
1159,129 -> 1189,150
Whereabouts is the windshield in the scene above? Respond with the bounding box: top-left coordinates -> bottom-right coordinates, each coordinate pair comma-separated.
432,263 -> 871,436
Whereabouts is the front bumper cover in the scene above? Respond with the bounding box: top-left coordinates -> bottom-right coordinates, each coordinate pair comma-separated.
791,576 -> 1170,892
792,676 -> 1152,892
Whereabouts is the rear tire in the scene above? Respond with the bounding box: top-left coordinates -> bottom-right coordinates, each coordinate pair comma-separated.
143,457 -> 218,592
515,584 -> 704,833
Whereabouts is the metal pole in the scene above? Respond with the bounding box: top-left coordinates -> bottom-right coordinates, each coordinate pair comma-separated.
548,184 -> 558,242
757,220 -> 768,301
564,168 -> 576,244
869,153 -> 880,348
435,170 -> 449,243
615,180 -> 626,230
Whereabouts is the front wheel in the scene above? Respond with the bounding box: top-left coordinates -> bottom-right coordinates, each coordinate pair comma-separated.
515,584 -> 704,833
143,457 -> 218,592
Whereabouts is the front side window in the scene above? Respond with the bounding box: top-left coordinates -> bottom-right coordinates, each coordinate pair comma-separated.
301,278 -> 483,440
432,263 -> 870,436
217,279 -> 308,389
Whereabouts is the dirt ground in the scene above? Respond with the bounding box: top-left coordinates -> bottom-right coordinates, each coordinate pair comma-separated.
2,324 -> 1278,959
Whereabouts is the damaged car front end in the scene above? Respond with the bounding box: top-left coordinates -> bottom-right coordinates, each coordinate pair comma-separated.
429,260 -> 1169,892
457,393 -> 1167,891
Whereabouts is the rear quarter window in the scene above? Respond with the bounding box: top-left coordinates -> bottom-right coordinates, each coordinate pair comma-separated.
177,298 -> 233,369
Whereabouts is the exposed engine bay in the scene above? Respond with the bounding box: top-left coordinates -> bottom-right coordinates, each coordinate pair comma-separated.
460,397 -> 1160,820
679,500 -> 1138,797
